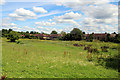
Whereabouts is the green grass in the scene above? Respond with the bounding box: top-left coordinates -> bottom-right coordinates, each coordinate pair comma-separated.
2,38 -> 119,78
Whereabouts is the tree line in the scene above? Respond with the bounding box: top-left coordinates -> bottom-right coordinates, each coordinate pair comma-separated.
0,28 -> 120,43
1,29 -> 58,42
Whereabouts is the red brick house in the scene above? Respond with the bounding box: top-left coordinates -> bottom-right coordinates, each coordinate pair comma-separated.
21,35 -> 25,37
84,33 -> 116,41
49,34 -> 63,40
21,34 -> 63,40
85,33 -> 107,40
93,33 -> 107,40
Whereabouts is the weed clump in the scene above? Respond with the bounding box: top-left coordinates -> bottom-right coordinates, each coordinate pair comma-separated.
101,46 -> 109,52
16,41 -> 24,44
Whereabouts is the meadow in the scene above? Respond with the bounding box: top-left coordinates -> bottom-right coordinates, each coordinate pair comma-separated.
2,38 -> 119,78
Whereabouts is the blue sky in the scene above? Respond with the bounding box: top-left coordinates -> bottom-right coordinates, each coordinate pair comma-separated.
1,0 -> 119,34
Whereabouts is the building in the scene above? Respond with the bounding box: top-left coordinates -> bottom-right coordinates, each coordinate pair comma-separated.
21,34 -> 63,40
93,33 -> 107,40
84,33 -> 116,41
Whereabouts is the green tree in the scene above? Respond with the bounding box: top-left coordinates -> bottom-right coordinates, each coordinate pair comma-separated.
7,31 -> 20,42
25,33 -> 30,38
8,29 -> 13,33
83,32 -> 85,34
106,33 -> 110,42
60,31 -> 66,36
30,31 -> 34,34
88,34 -> 93,42
26,31 -> 29,34
2,29 -> 8,37
63,33 -> 71,40
114,34 -> 120,43
51,30 -> 57,34
70,28 -> 83,40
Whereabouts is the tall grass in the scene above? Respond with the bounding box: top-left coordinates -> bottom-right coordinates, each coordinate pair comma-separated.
2,38 -> 119,78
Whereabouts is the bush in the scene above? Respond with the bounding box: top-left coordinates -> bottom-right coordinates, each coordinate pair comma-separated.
73,44 -> 79,47
16,41 -> 24,44
97,54 -> 119,70
84,46 -> 90,50
101,46 -> 109,52
87,56 -> 93,62
7,31 -> 20,42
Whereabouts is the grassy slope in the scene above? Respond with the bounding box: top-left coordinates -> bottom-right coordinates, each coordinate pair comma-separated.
2,38 -> 118,78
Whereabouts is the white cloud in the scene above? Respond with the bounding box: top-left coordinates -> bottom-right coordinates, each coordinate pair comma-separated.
35,21 -> 56,26
53,12 -> 82,27
17,26 -> 40,32
37,26 -> 44,29
1,22 -> 22,31
1,18 -> 17,29
83,4 -> 118,19
54,12 -> 81,20
81,20 -> 118,33
37,10 -> 70,18
55,0 -> 118,20
49,19 -> 52,22
37,27 -> 63,34
0,0 -> 5,5
9,8 -> 37,21
2,23 -> 16,27
54,19 -> 80,26
33,6 -> 48,13
82,17 -> 118,26
55,0 -> 111,8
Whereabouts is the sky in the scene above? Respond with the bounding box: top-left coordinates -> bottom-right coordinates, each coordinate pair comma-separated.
0,0 -> 119,34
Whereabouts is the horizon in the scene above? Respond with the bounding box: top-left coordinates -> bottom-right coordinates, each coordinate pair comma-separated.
1,28 -> 118,34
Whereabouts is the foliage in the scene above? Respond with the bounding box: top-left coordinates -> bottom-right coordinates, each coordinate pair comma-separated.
7,31 -> 20,42
97,53 -> 119,70
70,28 -> 83,40
61,28 -> 83,41
1,28 -> 120,43
25,33 -> 30,38
16,41 -> 24,44
113,34 -> 120,43
60,31 -> 66,36
2,29 -> 12,37
86,34 -> 93,42
51,30 -> 58,34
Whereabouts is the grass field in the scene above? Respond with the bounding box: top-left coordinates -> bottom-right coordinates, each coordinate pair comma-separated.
2,38 -> 119,78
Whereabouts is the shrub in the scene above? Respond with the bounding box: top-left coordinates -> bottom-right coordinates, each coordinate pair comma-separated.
16,41 -> 21,44
84,46 -> 90,50
97,54 -> 119,70
93,48 -> 99,54
101,46 -> 109,52
73,44 -> 79,47
7,31 -> 20,42
16,41 -> 24,44
87,56 -> 93,62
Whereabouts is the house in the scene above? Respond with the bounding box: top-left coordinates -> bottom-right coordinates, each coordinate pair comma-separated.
21,35 -> 25,38
49,34 -> 63,40
110,33 -> 116,37
84,33 -> 116,41
93,33 -> 107,40
85,33 -> 107,40
20,34 -> 63,40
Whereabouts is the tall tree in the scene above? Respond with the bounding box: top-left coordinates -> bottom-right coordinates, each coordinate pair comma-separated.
8,29 -> 13,33
61,31 -> 66,36
70,28 -> 83,40
30,31 -> 34,34
51,30 -> 57,34
26,31 -> 29,34
87,34 -> 93,42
